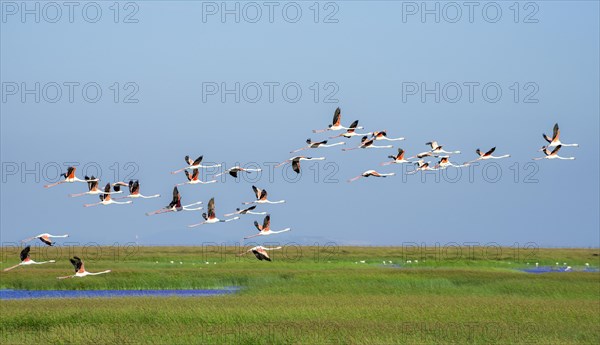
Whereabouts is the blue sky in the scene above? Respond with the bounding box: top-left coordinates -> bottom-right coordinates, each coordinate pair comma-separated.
1,1 -> 598,247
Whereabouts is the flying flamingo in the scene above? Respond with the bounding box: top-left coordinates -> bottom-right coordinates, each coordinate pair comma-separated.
3,246 -> 55,271
426,141 -> 461,155
244,215 -> 291,239
381,148 -> 412,166
433,156 -> 466,169
188,198 -> 239,227
276,156 -> 325,174
176,169 -> 217,186
146,187 -> 203,216
44,167 -> 98,188
291,139 -> 345,153
69,176 -> 118,197
83,183 -> 133,207
215,166 -> 262,178
243,185 -> 285,205
543,123 -> 579,148
313,107 -> 364,133
407,160 -> 434,175
21,233 -> 69,246
533,145 -> 575,160
237,246 -> 282,261
171,155 -> 222,174
371,130 -> 405,141
342,136 -> 393,151
224,205 -> 267,217
57,256 -> 111,279
348,170 -> 395,182
113,180 -> 160,199
329,120 -> 371,139
408,151 -> 437,160
465,147 -> 511,165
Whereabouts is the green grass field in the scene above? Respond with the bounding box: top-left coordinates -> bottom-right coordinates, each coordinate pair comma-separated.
1,246 -> 599,344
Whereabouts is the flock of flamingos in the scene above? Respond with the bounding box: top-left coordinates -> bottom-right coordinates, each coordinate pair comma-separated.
3,108 -> 578,277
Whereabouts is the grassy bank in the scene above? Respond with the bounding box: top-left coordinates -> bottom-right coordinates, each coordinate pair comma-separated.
1,246 -> 598,344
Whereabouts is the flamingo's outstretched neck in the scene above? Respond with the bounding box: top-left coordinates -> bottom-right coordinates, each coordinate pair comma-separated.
222,216 -> 240,222
322,142 -> 345,148
44,181 -> 64,188
3,264 -> 21,272
89,270 -> 111,275
140,194 -> 160,199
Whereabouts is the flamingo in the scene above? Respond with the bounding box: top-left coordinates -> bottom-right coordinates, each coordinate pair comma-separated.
276,156 -> 325,174
57,256 -> 111,279
348,170 -> 395,182
426,141 -> 461,155
243,185 -> 285,205
329,120 -> 371,139
408,151 -> 437,160
21,233 -> 69,246
381,148 -> 412,166
3,246 -> 55,271
83,183 -> 133,207
171,155 -> 222,174
433,156 -> 466,169
188,198 -> 239,227
68,176 -> 117,197
464,147 -> 510,165
113,180 -> 160,199
244,215 -> 291,239
533,145 -> 575,160
44,167 -> 97,188
238,246 -> 282,261
290,139 -> 345,153
313,107 -> 363,133
372,130 -> 405,141
224,205 -> 267,217
543,123 -> 579,148
146,187 -> 203,216
176,169 -> 217,186
407,160 -> 434,174
342,136 -> 393,151
215,166 -> 262,178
